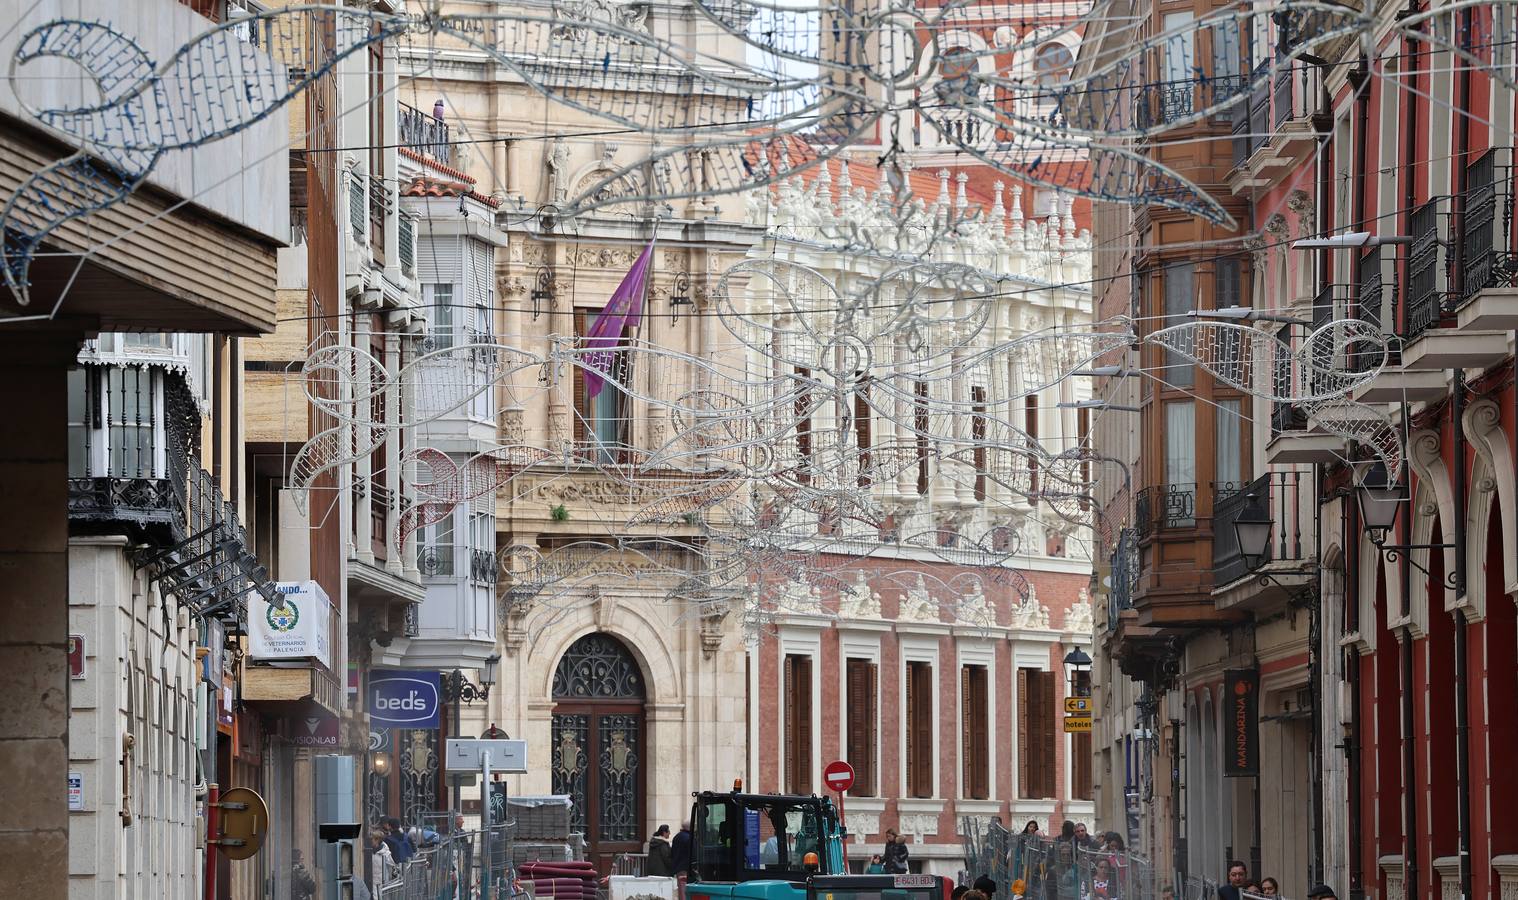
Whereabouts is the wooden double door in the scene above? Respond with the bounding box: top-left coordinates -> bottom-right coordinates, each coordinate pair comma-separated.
550,633 -> 648,874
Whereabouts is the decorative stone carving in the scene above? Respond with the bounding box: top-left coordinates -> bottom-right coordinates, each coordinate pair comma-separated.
699,602 -> 728,658
839,570 -> 882,619
500,406 -> 526,444
1009,585 -> 1050,630
1286,189 -> 1315,238
956,581 -> 994,627
550,0 -> 650,41
1064,592 -> 1094,634
897,574 -> 940,623
898,813 -> 939,839
850,813 -> 881,840
546,138 -> 571,204
777,575 -> 825,615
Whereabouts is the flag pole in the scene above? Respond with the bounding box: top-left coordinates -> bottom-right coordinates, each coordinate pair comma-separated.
624,215 -> 659,459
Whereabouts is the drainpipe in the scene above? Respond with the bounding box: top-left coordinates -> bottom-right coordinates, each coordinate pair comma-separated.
1346,54 -> 1371,900
1451,10 -> 1473,893
1452,372 -> 1472,900
1398,25 -> 1420,898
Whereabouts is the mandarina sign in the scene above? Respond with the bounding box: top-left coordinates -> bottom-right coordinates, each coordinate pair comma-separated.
1223,668 -> 1260,777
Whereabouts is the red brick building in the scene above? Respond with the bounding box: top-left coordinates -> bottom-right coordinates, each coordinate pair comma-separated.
747,557 -> 1096,874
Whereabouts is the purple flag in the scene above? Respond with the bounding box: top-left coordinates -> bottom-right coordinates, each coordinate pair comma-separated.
583,240 -> 654,400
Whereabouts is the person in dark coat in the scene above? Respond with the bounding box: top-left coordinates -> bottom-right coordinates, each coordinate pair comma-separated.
671,821 -> 693,876
882,829 -> 910,873
647,824 -> 675,876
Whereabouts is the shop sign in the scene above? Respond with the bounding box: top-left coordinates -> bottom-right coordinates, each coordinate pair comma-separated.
292,715 -> 341,748
248,581 -> 334,670
368,670 -> 441,729
1223,668 -> 1260,776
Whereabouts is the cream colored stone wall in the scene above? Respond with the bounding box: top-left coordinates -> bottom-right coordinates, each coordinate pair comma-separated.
68,537 -> 203,900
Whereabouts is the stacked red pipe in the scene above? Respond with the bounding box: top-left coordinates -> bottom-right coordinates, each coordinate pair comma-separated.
519,860 -> 600,899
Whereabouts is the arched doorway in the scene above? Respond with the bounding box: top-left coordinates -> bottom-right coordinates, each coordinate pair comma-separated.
551,633 -> 647,871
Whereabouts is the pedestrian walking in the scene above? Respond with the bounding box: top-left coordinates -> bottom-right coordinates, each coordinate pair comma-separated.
1217,861 -> 1249,900
882,829 -> 910,873
1011,820 -> 1040,883
1305,885 -> 1337,899
647,825 -> 675,876
453,814 -> 474,900
1259,877 -> 1280,896
672,821 -> 693,877
289,849 -> 317,900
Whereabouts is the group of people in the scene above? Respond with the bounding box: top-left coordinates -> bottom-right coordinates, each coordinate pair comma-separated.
645,822 -> 694,877
1216,860 -> 1338,900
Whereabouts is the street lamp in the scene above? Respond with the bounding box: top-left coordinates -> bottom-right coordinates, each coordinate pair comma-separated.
1291,231 -> 1413,250
1058,399 -> 1142,413
1187,307 -> 1313,326
1232,492 -> 1274,570
442,656 -> 501,812
1354,477 -> 1405,545
1063,646 -> 1092,697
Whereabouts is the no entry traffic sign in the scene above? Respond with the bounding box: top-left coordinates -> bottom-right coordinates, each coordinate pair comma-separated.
823,759 -> 856,793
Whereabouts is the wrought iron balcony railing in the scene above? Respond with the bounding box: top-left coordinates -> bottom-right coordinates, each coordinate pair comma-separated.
1351,248 -> 1388,372
1135,483 -> 1196,538
1271,400 -> 1308,435
1211,471 -> 1311,587
471,548 -> 498,584
1106,526 -> 1139,631
1402,197 -> 1446,341
419,544 -> 455,577
399,102 -> 455,167
1458,147 -> 1518,305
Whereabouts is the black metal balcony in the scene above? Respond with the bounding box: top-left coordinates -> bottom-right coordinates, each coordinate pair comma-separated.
1271,400 -> 1307,435
419,544 -> 455,577
399,102 -> 454,167
1107,526 -> 1138,631
471,548 -> 498,584
1403,198 -> 1446,341
1459,147 -> 1518,305
1135,483 -> 1196,538
1211,471 -> 1311,587
1351,248 -> 1387,372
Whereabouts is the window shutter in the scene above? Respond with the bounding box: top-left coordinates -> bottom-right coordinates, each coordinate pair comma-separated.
968,667 -> 989,799
1073,731 -> 1093,800
905,662 -> 916,796
908,663 -> 934,798
847,660 -> 877,797
855,381 -> 871,486
864,662 -> 877,796
784,655 -> 796,793
1017,668 -> 1030,797
573,310 -> 588,446
1036,670 -> 1055,798
797,655 -> 813,794
961,666 -> 971,798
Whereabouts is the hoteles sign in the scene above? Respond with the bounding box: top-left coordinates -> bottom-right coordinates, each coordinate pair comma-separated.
369,670 -> 441,729
248,581 -> 334,670
1223,668 -> 1260,777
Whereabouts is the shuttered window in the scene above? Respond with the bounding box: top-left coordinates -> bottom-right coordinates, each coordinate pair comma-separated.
784,654 -> 813,795
914,380 -> 930,494
906,661 -> 935,798
855,376 -> 872,487
796,367 -> 814,484
1017,668 -> 1056,798
971,386 -> 988,501
845,659 -> 877,796
961,665 -> 989,799
1025,395 -> 1040,492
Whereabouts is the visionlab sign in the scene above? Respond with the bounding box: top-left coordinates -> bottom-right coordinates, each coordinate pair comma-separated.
368,670 -> 442,729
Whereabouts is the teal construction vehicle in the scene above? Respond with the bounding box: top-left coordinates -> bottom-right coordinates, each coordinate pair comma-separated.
684,784 -> 848,900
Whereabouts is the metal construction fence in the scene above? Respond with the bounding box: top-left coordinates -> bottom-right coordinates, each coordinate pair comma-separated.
374,824 -> 519,900
961,819 -> 1166,900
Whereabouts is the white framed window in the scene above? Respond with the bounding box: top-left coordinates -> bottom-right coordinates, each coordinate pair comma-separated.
900,636 -> 940,799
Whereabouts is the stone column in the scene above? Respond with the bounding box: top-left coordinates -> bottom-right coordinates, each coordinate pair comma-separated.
0,331 -> 81,900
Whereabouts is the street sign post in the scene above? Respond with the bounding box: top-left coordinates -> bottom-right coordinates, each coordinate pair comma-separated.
447,739 -> 528,900
1063,716 -> 1092,734
822,760 -> 855,867
1064,697 -> 1092,715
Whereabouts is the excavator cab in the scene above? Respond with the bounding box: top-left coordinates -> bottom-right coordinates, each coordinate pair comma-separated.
686,788 -> 846,900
